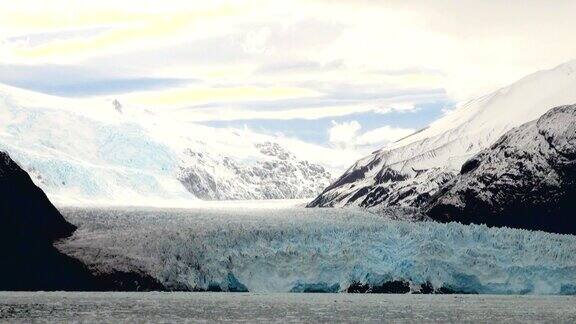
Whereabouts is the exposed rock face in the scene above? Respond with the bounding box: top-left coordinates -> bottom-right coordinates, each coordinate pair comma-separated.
113,99 -> 123,113
0,151 -> 162,291
179,142 -> 332,200
426,105 -> 576,234
308,165 -> 454,208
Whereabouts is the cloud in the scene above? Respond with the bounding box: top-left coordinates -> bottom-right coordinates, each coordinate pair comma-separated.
1,0 -> 575,142
1,1 -> 575,101
141,85 -> 444,121
125,85 -> 320,107
370,67 -> 444,77
328,120 -> 361,149
256,60 -> 343,75
328,120 -> 414,150
165,98 -> 431,122
0,2 -> 253,63
374,102 -> 416,114
5,27 -> 112,47
176,82 -> 431,120
0,64 -> 193,97
171,103 -> 375,122
356,126 -> 414,146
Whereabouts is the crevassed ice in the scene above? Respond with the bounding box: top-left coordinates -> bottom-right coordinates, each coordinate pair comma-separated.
59,207 -> 576,294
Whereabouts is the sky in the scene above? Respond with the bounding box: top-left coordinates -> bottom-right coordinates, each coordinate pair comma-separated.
1,0 -> 576,153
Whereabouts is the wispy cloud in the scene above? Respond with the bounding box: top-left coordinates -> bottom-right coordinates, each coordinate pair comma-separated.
328,120 -> 414,150
256,60 -> 343,75
158,87 -> 445,121
5,27 -> 113,47
0,0 -> 574,150
0,64 -> 193,97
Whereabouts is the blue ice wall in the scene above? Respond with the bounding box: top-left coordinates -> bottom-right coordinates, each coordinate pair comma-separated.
60,207 -> 576,294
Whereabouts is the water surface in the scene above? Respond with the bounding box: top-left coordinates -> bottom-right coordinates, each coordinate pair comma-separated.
1,292 -> 575,323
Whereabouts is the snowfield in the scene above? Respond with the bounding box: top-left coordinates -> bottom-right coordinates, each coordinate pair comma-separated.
58,205 -> 576,295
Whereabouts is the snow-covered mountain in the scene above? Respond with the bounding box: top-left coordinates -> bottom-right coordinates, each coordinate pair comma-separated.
426,104 -> 576,234
0,84 -> 334,206
309,60 -> 576,208
179,142 -> 331,200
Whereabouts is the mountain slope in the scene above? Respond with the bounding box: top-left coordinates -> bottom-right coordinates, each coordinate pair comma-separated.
179,142 -> 331,200
309,60 -> 576,208
0,150 -> 90,290
0,84 -> 333,205
0,151 -> 163,290
0,151 -> 75,243
426,105 -> 576,234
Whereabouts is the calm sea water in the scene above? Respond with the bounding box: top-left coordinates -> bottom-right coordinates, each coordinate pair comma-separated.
1,292 -> 575,323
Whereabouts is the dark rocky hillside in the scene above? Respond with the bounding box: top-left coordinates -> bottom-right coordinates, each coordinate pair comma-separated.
426,105 -> 576,234
0,151 -> 162,291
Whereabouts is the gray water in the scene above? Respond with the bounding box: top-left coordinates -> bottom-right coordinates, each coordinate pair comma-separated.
1,292 -> 575,323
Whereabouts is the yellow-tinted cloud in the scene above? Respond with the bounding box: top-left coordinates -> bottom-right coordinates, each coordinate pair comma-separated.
0,10 -> 143,32
1,2 -> 246,62
2,0 -> 574,102
125,85 -> 321,108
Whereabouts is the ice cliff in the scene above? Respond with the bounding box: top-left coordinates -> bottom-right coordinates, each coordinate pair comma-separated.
59,206 -> 576,294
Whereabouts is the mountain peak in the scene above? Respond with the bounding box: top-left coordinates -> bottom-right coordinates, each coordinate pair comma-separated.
309,59 -> 576,208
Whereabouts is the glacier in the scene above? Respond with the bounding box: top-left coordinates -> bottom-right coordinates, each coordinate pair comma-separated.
58,205 -> 576,295
0,83 -> 336,205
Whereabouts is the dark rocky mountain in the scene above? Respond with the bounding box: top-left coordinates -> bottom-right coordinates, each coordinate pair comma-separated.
308,61 -> 576,209
425,105 -> 576,234
0,151 -> 162,291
